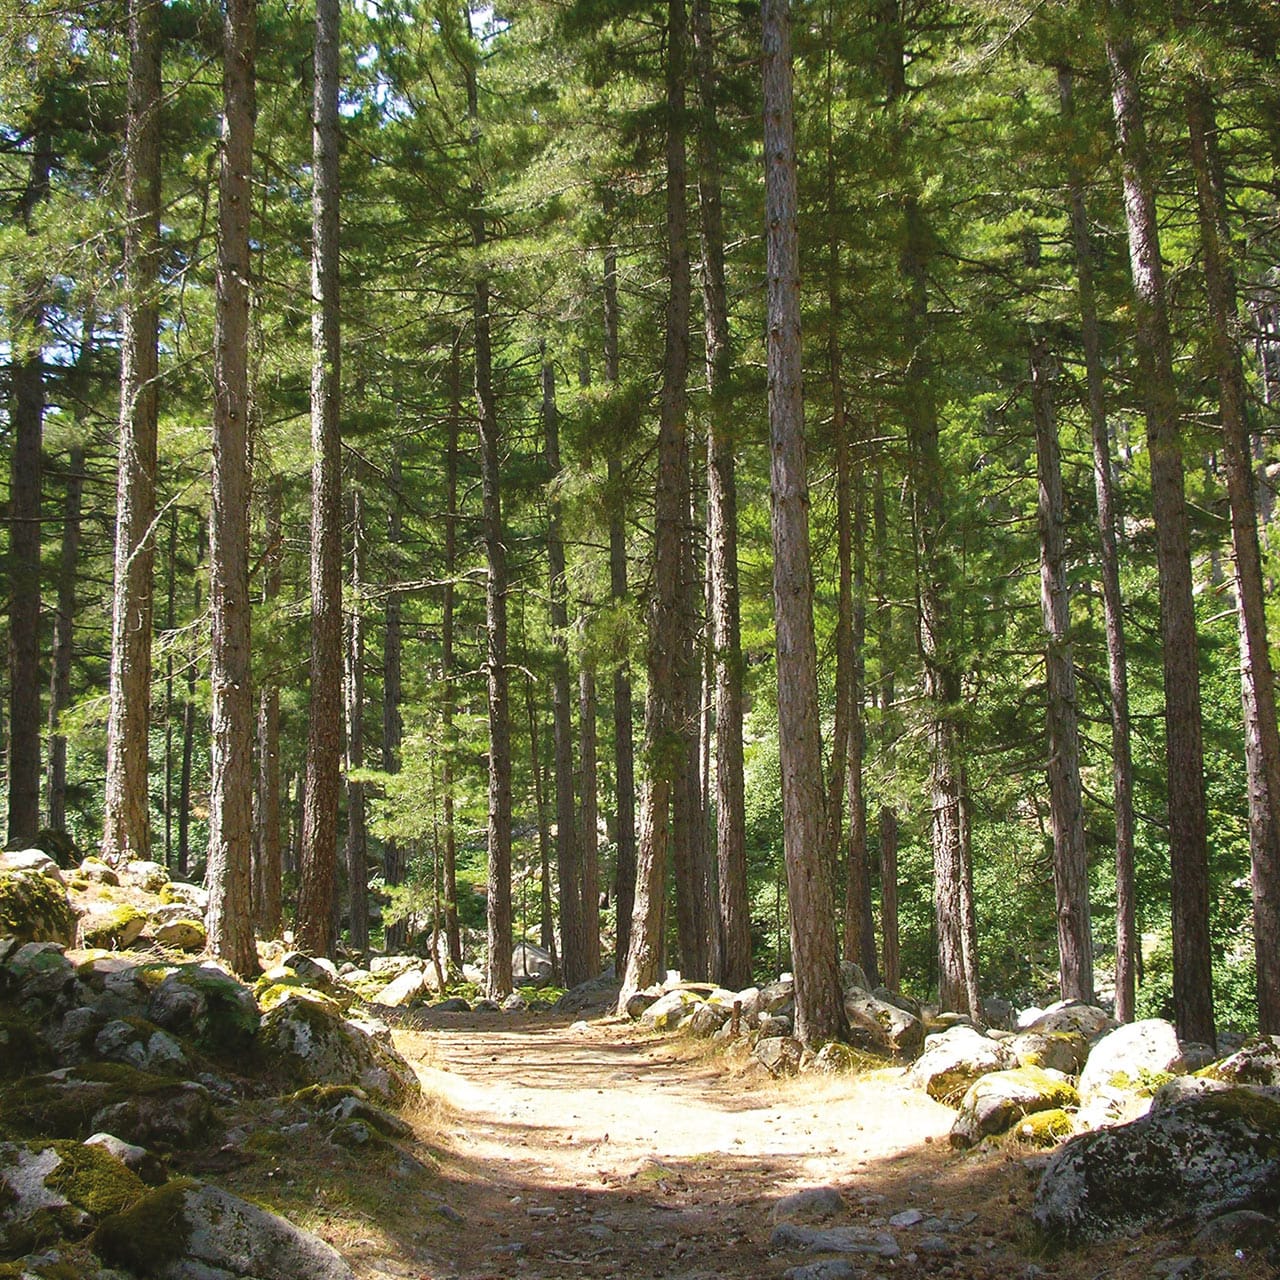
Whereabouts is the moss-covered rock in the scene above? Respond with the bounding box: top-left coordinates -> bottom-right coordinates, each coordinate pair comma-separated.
0,874 -> 76,949
950,1067 -> 1080,1149
78,905 -> 146,952
0,1139 -> 146,1260
907,1025 -> 1018,1105
1078,1018 -> 1185,1100
1033,1086 -> 1280,1243
0,1064 -> 215,1150
1199,1034 -> 1280,1088
1010,1107 -> 1074,1147
147,963 -> 260,1059
149,919 -> 205,952
258,989 -> 420,1105
0,1013 -> 51,1079
3,944 -> 75,1010
844,990 -> 924,1058
92,1017 -> 188,1076
1009,1029 -> 1089,1076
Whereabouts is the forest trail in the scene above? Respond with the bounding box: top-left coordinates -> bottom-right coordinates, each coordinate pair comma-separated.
361,1013 -> 1062,1280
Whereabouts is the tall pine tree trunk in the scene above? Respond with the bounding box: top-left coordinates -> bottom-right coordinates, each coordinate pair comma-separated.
1031,339 -> 1095,1005
382,453 -> 406,953
579,662 -> 601,977
619,0 -> 692,1006
1106,7 -> 1215,1044
441,346 -> 462,968
297,0 -> 343,957
254,474 -> 283,938
762,0 -> 847,1045
1058,66 -> 1137,1023
177,524 -> 202,881
344,485 -> 368,955
47,443 -> 83,835
206,0 -> 257,976
102,0 -> 162,864
875,469 -> 901,990
1186,82 -> 1280,1034
693,0 -> 750,990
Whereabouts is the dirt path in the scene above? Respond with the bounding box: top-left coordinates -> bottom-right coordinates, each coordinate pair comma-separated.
372,1013 -> 1051,1280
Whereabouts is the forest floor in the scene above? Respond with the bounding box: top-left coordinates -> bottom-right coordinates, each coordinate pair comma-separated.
217,1009 -> 1270,1280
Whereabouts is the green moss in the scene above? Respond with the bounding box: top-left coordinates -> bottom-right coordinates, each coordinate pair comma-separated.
0,1064 -> 189,1140
284,1083 -> 366,1107
0,872 -> 76,946
255,975 -> 339,1013
1106,1068 -> 1177,1097
0,1013 -> 51,1078
80,904 -> 145,949
1011,1108 -> 1074,1147
245,1128 -> 290,1154
90,1178 -> 195,1274
43,1140 -> 147,1217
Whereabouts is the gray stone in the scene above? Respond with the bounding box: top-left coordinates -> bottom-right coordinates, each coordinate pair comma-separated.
151,919 -> 207,952
0,849 -> 64,882
908,1025 -> 1017,1105
770,1223 -> 899,1259
838,960 -> 869,993
1023,1001 -> 1113,1041
148,963 -> 261,1058
1009,1029 -> 1090,1076
641,988 -> 702,1031
1150,1258 -> 1203,1280
502,991 -> 528,1012
732,986 -> 762,1021
889,1209 -> 923,1228
84,1132 -> 167,1186
754,1036 -> 803,1078
950,1067 -> 1080,1149
371,968 -> 428,1008
94,1018 -> 189,1075
758,1013 -> 793,1038
553,973 -> 620,1015
1201,1034 -> 1280,1088
1193,1209 -> 1276,1251
433,996 -> 471,1012
473,998 -> 501,1013
1078,1018 -> 1185,1099
687,1001 -> 730,1037
1032,1087 -> 1280,1242
759,979 -> 796,1016
512,941 -> 553,983
771,1186 -> 846,1224
279,951 -> 340,990
982,997 -> 1015,1030
118,860 -> 169,893
873,987 -> 923,1020
782,1262 -> 861,1280
844,991 -> 923,1058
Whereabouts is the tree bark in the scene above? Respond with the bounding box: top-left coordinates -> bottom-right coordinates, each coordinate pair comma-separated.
1186,82 -> 1280,1034
297,0 -> 343,958
762,0 -> 847,1045
254,474 -> 283,938
1031,339 -> 1095,1005
440,346 -> 462,968
102,0 -> 162,864
177,524 -> 203,881
603,202 -> 638,972
524,671 -> 558,971
693,0 -> 750,991
579,662 -> 601,977
206,0 -> 257,977
47,442 -> 84,835
382,453 -> 406,953
344,485 -> 369,955
874,469 -> 901,990
1058,66 -> 1137,1023
1105,7 -> 1215,1045
619,0 -> 692,1007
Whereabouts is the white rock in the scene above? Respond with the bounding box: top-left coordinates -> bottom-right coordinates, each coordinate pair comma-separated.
1078,1018 -> 1185,1099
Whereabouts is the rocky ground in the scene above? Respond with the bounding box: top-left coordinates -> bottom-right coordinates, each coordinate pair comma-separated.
2,846 -> 1278,1280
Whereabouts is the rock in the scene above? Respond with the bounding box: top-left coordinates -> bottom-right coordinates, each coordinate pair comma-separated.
433,996 -> 471,1012
1032,1087 -> 1280,1242
92,1180 -> 358,1279
838,960 -> 869,992
759,979 -> 796,1016
625,990 -> 659,1019
1073,1084 -> 1152,1133
371,967 -> 428,1008
280,951 -> 340,991
908,1025 -> 1017,1104
1,849 -> 65,882
369,954 -> 420,980
805,1042 -> 863,1074
84,1132 -> 167,1186
949,1067 -> 1080,1148
889,1208 -> 924,1228
77,857 -> 120,886
80,904 -> 148,950
1009,1030 -> 1090,1076
94,1018 -> 189,1075
258,987 -> 420,1105
770,1223 -> 900,1258
771,1186 -> 846,1224
512,941 -> 553,983
0,1008 -> 52,1078
502,991 -> 528,1011
4,941 -> 76,1006
1078,1018 -> 1185,1099
554,973 -> 620,1015
640,988 -> 702,1032
844,990 -> 923,1058
754,1036 -> 803,1078
1200,1034 -> 1280,1088
874,987 -> 923,1020
758,1013 -> 793,1038
982,997 -> 1015,1030
687,1001 -> 730,1037
783,1262 -> 861,1280
473,998 -> 501,1013
0,868 -> 78,947
148,963 -> 261,1059
733,986 -> 762,1020
0,1138 -> 148,1258
1193,1208 -> 1276,1251
1022,1001 -> 1113,1041
1150,1258 -> 1203,1279
117,860 -> 169,893
151,918 -> 207,952
1010,1107 -> 1074,1147
158,880 -> 207,912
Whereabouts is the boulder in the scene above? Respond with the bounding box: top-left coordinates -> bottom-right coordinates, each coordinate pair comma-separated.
258,988 -> 420,1105
0,849 -> 65,882
1022,1001 -> 1113,1041
843,990 -> 923,1058
513,941 -> 553,983
732,986 -> 762,1021
83,1132 -> 167,1186
687,1001 -> 730,1037
771,1186 -> 846,1224
873,987 -> 923,1020
92,1180 -> 358,1280
0,1138 -> 147,1258
369,954 -> 421,980
149,915 -> 207,952
1009,1029 -> 1090,1076
80,903 -> 147,950
371,967 -> 428,1009
908,1025 -> 1017,1104
1032,1087 -> 1280,1242
93,1018 -> 189,1076
0,1008 -> 52,1078
1009,1107 -> 1074,1148
0,868 -> 77,947
1200,1035 -> 1280,1088
981,997 -> 1015,1030
624,990 -> 660,1019
806,1042 -> 864,1074
158,880 -> 207,913
433,996 -> 471,1012
758,979 -> 796,1017
949,1067 -> 1079,1148
4,941 -> 76,1007
754,1036 -> 803,1078
838,960 -> 869,993
758,1013 -> 793,1038
640,989 -> 701,1032
280,951 -> 340,990
554,973 -> 620,1015
148,963 -> 261,1058
769,1223 -> 900,1259
1078,1018 -> 1185,1099
117,860 -> 169,893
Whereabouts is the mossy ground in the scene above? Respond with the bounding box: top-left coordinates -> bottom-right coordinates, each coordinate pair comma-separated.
89,1178 -> 196,1274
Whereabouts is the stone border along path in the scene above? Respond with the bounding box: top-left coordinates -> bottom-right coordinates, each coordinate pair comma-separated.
363,1011 -> 1064,1280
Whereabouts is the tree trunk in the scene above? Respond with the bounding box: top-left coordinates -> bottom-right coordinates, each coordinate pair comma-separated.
874,468 -> 901,990
524,671 -> 558,971
461,12 -> 513,998
102,0 -> 162,864
1106,8 -> 1215,1045
46,443 -> 84,835
254,474 -> 283,938
1031,339 -> 1095,1005
619,0 -> 692,1007
344,485 -> 369,955
693,0 -> 750,990
177,523 -> 203,881
1186,82 -> 1280,1034
1058,66 -> 1137,1024
441,346 -> 462,968
762,0 -> 847,1046
206,0 -> 257,977
579,662 -> 601,977
603,202 -> 638,972
382,453 -> 406,953
297,0 -> 343,958
545,347 -> 587,985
